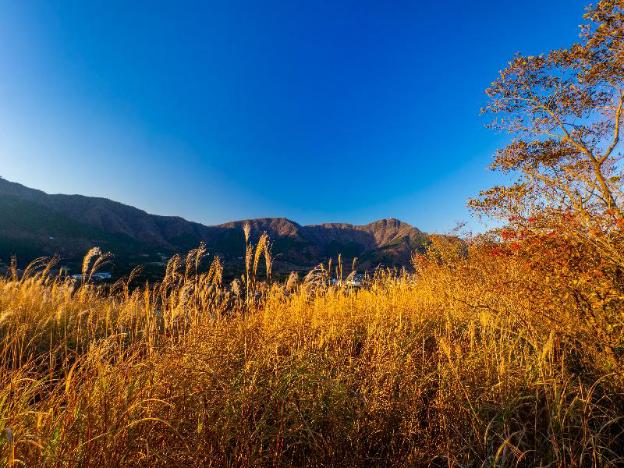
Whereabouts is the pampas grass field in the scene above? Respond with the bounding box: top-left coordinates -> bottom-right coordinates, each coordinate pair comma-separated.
1,230 -> 623,466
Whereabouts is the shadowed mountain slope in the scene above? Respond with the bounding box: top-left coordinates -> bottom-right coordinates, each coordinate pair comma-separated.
0,177 -> 429,276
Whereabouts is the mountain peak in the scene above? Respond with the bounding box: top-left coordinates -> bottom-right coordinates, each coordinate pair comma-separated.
218,217 -> 302,238
366,217 -> 408,227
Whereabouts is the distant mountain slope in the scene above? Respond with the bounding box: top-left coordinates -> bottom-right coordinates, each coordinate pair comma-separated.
0,177 -> 429,276
0,177 -> 215,250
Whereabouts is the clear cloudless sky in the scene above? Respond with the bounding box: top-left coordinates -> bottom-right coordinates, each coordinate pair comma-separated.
0,0 -> 587,232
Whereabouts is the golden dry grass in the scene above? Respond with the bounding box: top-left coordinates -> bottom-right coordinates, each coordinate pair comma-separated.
1,234 -> 623,466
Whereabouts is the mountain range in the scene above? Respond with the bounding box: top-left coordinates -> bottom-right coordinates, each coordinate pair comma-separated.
0,177 -> 429,279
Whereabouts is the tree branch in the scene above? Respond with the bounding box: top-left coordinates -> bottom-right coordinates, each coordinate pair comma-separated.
600,90 -> 624,164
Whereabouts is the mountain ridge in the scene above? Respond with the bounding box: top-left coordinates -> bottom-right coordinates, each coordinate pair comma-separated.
0,177 -> 429,277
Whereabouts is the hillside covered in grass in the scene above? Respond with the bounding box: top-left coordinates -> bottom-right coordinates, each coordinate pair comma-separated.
1,230 -> 623,466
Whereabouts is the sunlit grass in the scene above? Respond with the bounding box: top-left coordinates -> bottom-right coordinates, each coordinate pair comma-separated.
1,234 -> 623,466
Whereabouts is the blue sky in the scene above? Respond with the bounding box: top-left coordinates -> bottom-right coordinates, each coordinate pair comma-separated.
0,0 -> 586,232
